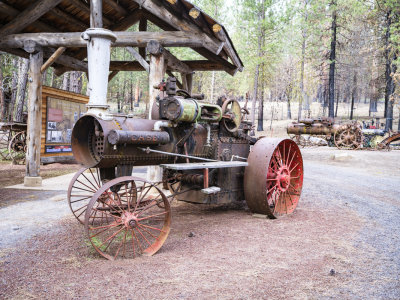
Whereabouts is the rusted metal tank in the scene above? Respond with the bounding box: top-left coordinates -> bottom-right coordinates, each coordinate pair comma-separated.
287,117 -> 340,136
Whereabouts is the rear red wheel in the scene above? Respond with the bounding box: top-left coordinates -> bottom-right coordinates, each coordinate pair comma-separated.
244,138 -> 303,218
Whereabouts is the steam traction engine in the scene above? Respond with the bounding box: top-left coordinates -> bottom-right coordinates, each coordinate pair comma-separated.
69,77 -> 304,260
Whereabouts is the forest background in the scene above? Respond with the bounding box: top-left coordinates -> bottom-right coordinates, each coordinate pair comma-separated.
0,0 -> 399,132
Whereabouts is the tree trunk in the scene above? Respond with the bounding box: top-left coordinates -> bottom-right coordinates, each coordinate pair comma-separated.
328,2 -> 337,118
62,72 -> 69,90
335,86 -> 339,117
9,58 -> 18,121
350,72 -> 357,120
69,71 -> 82,93
0,55 -> 5,121
385,53 -> 397,131
257,64 -> 264,131
287,84 -> 292,119
15,58 -> 29,122
384,11 -> 391,118
251,0 -> 265,133
298,0 -> 309,121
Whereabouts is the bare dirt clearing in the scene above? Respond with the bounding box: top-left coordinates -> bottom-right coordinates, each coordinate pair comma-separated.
0,147 -> 399,299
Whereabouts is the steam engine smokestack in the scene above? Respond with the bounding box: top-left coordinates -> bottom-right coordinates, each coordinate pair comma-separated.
81,28 -> 116,118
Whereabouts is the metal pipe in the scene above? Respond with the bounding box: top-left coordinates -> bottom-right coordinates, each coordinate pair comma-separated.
108,130 -> 170,145
139,147 -> 217,162
154,120 -> 174,131
82,28 -> 116,118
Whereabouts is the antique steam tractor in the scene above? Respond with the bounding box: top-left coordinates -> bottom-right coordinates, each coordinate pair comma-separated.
68,77 -> 304,260
287,117 -> 363,149
287,117 -> 400,150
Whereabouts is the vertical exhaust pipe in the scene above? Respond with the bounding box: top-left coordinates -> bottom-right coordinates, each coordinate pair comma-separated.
81,28 -> 116,119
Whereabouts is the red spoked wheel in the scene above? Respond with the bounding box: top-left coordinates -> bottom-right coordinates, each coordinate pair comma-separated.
244,138 -> 304,218
84,176 -> 171,260
67,167 -> 102,224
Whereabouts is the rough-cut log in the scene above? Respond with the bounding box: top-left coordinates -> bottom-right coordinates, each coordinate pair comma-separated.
90,0 -> 103,28
166,70 -> 183,89
163,49 -> 192,74
69,0 -> 112,26
104,0 -> 128,16
132,0 -> 224,55
51,7 -> 88,30
108,60 -> 228,72
186,73 -> 193,95
143,12 -> 237,76
0,0 -> 63,37
148,41 -> 165,120
126,47 -> 150,73
108,71 -> 119,82
139,18 -> 148,58
41,47 -> 66,73
0,1 -> 56,32
25,49 -> 43,186
0,32 -> 212,48
212,24 -> 243,71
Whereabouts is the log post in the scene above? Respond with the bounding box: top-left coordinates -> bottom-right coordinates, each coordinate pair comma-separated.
186,73 -> 193,95
147,40 -> 165,183
24,45 -> 43,187
147,40 -> 165,120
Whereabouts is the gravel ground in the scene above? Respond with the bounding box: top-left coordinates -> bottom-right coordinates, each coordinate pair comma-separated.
0,147 -> 399,299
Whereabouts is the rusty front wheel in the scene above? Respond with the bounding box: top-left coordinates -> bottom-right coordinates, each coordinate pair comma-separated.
244,138 -> 304,218
84,176 -> 171,260
67,167 -> 102,224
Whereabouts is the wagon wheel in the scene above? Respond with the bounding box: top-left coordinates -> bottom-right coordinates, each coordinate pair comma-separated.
290,134 -> 307,148
85,176 -> 171,260
8,131 -> 26,165
244,138 -> 304,218
222,99 -> 242,133
0,131 -> 11,160
334,123 -> 363,150
68,167 -> 104,224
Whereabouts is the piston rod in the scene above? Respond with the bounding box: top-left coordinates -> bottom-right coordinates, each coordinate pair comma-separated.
139,147 -> 217,162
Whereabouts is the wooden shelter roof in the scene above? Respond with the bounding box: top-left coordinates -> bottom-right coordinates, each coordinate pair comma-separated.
0,0 -> 243,76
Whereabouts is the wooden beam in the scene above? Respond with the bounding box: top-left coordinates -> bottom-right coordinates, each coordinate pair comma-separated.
0,1 -> 56,32
142,12 -> 237,76
24,48 -> 43,185
51,7 -> 88,31
69,0 -> 112,26
186,73 -> 193,95
90,0 -> 103,28
139,18 -> 148,59
126,47 -> 150,73
103,0 -> 128,16
108,60 -> 229,72
108,70 -> 119,82
168,0 -> 243,71
0,0 -> 63,37
148,41 -> 166,120
163,49 -> 192,74
0,32 -> 210,48
166,70 -> 183,89
71,9 -> 142,61
212,24 -> 244,71
132,0 -> 224,55
41,47 -> 66,73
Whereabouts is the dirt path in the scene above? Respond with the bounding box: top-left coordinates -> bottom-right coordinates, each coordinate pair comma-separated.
0,148 -> 399,299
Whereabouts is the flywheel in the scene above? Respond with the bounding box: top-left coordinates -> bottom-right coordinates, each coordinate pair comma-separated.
334,122 -> 363,150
